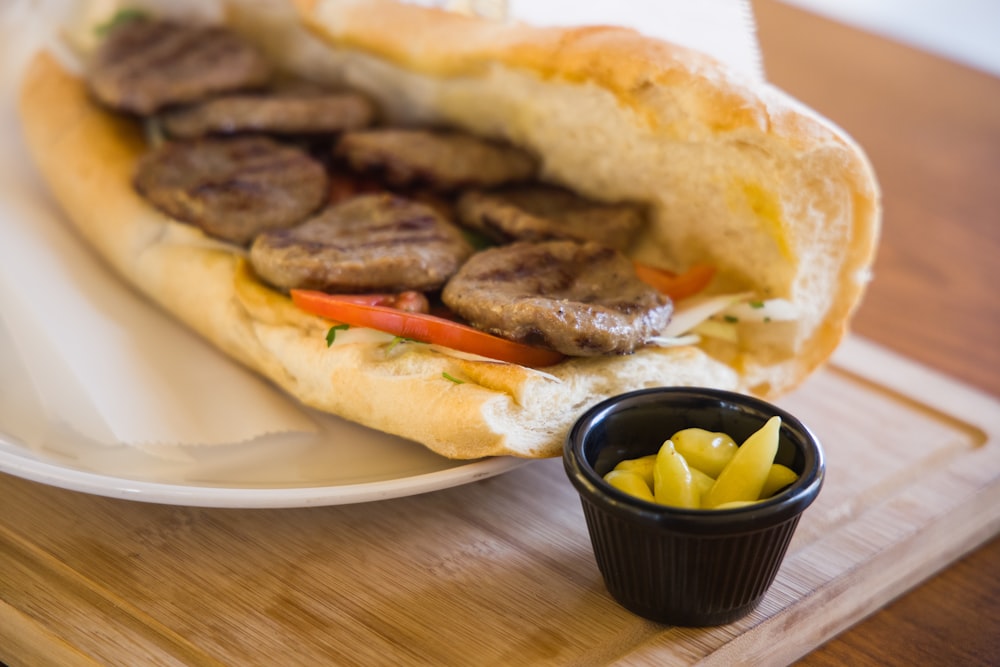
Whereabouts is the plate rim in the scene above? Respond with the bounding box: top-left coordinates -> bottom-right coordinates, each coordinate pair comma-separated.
0,430 -> 531,508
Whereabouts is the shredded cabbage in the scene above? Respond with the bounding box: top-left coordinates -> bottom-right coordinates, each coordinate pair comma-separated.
721,298 -> 799,322
654,294 -> 799,344
659,293 -> 751,339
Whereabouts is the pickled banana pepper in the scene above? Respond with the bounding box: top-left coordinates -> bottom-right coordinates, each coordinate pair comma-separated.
603,417 -> 799,509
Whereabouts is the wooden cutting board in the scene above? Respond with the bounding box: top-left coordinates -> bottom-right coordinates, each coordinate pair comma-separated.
1,335 -> 998,666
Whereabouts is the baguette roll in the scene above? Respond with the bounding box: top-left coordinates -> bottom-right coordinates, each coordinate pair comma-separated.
17,0 -> 880,458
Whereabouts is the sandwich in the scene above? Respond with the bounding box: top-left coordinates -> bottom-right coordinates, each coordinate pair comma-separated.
17,0 -> 881,458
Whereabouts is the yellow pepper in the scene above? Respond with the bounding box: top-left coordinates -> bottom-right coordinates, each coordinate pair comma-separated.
671,428 -> 738,477
653,439 -> 700,509
605,416 -> 798,510
604,469 -> 655,502
761,463 -> 798,498
702,416 -> 781,509
612,453 -> 657,488
714,500 -> 761,510
689,466 -> 716,503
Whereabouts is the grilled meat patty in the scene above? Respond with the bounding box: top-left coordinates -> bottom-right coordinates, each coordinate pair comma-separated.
455,184 -> 646,251
442,240 -> 672,356
161,88 -> 376,139
334,128 -> 537,191
88,19 -> 272,115
133,136 -> 328,245
99,20 -> 668,360
249,193 -> 474,293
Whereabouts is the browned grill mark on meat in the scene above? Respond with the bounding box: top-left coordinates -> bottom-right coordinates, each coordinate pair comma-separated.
92,18 -> 672,360
88,19 -> 272,114
134,136 -> 328,245
162,89 -> 376,139
249,193 -> 474,293
455,185 -> 646,251
334,128 -> 538,192
442,240 -> 672,356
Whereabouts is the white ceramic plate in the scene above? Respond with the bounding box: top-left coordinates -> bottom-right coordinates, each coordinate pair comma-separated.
0,333 -> 528,508
0,318 -> 528,508
0,423 -> 529,508
0,304 -> 527,508
0,13 -> 529,508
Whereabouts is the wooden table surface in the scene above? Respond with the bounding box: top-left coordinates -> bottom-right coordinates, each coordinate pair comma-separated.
2,2 -> 999,665
752,1 -> 1000,664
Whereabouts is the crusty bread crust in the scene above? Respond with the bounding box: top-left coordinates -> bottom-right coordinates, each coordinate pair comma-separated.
17,2 -> 879,458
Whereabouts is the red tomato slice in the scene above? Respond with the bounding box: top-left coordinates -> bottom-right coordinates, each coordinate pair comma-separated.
324,291 -> 430,313
290,290 -> 565,368
634,262 -> 716,301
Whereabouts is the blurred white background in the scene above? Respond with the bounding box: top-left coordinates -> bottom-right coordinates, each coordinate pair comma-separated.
779,0 -> 1000,77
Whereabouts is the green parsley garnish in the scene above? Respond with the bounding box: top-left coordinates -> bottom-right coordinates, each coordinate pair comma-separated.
95,8 -> 149,37
442,372 -> 465,384
326,324 -> 350,346
723,315 -> 739,323
386,336 -> 417,354
749,300 -> 765,309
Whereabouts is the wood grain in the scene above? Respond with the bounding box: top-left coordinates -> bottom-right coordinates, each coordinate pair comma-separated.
1,338 -> 998,665
2,2 -> 1000,664
751,1 -> 1000,664
753,0 -> 1000,397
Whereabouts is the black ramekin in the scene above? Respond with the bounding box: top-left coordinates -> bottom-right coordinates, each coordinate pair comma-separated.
564,387 -> 824,626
